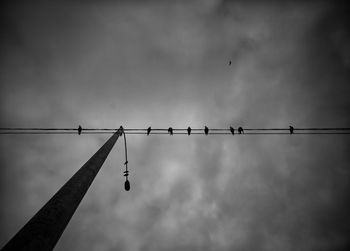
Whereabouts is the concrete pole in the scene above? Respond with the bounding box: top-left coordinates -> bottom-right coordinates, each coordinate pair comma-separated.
1,127 -> 123,251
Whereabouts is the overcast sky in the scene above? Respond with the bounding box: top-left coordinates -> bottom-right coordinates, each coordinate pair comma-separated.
1,1 -> 350,250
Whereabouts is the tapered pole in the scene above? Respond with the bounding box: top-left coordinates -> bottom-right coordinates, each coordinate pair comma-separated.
1,127 -> 123,251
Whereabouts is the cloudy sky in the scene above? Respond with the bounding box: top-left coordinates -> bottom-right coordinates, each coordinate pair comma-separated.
1,1 -> 350,250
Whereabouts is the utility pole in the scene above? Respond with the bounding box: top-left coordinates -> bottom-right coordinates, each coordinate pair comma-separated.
1,127 -> 123,251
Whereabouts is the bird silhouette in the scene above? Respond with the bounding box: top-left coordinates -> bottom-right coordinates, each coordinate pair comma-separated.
204,126 -> 209,135
78,125 -> 82,135
230,126 -> 235,135
238,127 -> 244,134
187,126 -> 191,135
119,126 -> 124,136
229,60 -> 232,65
147,126 -> 151,136
168,127 -> 173,135
289,126 -> 294,134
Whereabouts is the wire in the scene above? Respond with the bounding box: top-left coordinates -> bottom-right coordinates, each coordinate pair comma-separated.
1,131 -> 350,135
1,127 -> 350,135
1,127 -> 350,131
122,129 -> 128,174
120,127 -> 131,191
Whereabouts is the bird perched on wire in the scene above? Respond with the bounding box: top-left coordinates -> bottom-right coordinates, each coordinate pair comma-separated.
230,127 -> 235,135
119,126 -> 124,136
187,126 -> 191,135
147,126 -> 151,136
238,127 -> 244,134
168,127 -> 173,135
78,125 -> 82,135
204,126 -> 209,135
289,126 -> 294,134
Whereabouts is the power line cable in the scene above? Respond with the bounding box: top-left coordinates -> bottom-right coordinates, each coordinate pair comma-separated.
1,127 -> 350,135
1,127 -> 350,131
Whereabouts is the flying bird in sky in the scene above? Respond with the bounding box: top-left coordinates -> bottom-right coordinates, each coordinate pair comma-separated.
147,127 -> 151,136
238,127 -> 244,134
168,127 -> 173,135
204,126 -> 209,135
230,126 -> 235,135
187,126 -> 191,135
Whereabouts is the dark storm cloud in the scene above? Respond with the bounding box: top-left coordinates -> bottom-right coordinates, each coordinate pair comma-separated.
1,1 -> 350,251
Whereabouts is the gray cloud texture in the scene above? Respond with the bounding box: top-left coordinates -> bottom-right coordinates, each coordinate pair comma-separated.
1,1 -> 350,250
